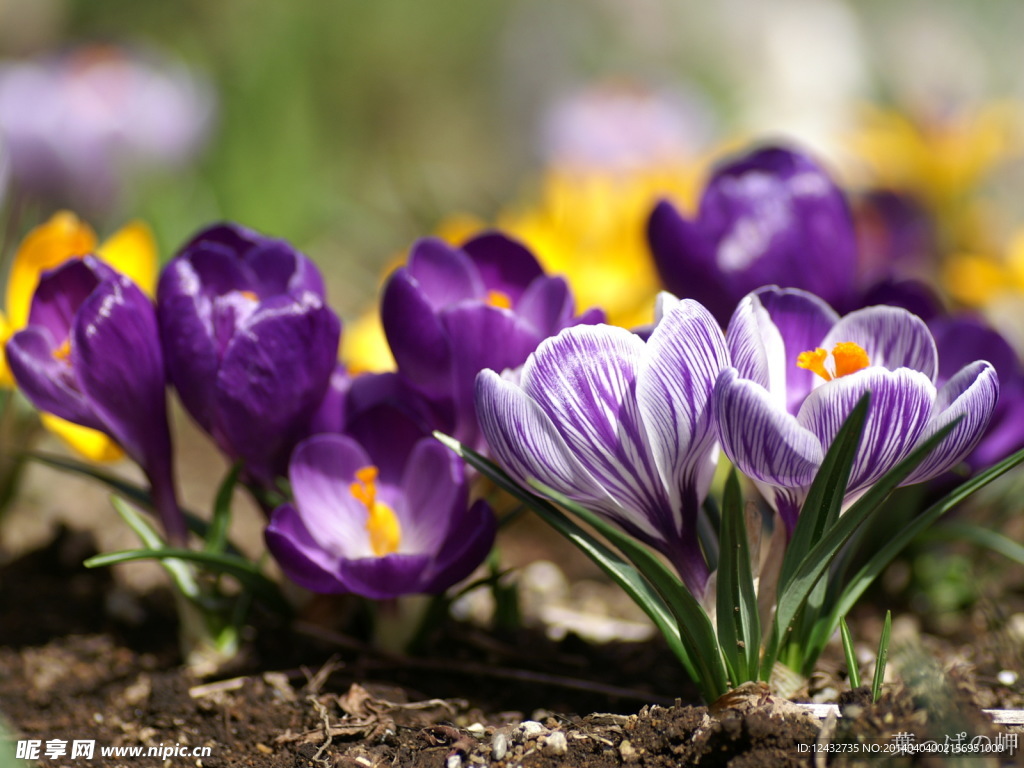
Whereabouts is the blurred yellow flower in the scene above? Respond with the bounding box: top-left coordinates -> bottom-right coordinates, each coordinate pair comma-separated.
945,230 -> 1024,307
1,211 -> 159,461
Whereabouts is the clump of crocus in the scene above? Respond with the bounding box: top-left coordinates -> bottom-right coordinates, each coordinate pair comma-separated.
4,256 -> 185,542
158,223 -> 341,489
381,232 -> 603,451
475,295 -> 727,595
714,286 -> 1000,532
267,372 -> 495,599
648,145 -> 859,324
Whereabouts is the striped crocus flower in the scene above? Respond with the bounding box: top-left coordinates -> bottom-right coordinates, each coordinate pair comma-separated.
714,286 -> 1000,533
475,295 -> 728,595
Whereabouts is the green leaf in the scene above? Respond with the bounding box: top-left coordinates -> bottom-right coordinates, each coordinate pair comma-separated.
923,520 -> 1024,567
206,462 -> 242,554
821,445 -> 1024,639
767,415 -> 959,672
433,433 -> 695,680
839,616 -> 860,689
716,469 -> 760,682
872,610 -> 892,703
778,394 -> 869,594
85,543 -> 291,615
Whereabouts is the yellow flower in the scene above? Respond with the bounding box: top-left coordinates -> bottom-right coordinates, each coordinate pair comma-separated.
1,211 -> 159,461
944,230 -> 1024,307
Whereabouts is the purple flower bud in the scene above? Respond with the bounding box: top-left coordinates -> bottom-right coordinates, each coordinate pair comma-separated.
381,232 -> 603,449
5,256 -> 184,542
158,223 -> 341,487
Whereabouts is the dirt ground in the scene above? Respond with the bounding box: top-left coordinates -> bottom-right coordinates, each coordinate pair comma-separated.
2,527 -> 1023,767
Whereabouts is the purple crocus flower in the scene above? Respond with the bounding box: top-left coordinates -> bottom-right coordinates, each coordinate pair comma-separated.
158,223 -> 341,487
5,256 -> 185,542
381,232 -> 604,450
648,145 -> 858,323
714,286 -> 1000,533
475,295 -> 729,595
266,373 -> 495,599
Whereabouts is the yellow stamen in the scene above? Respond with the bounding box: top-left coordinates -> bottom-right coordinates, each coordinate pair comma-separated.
239,290 -> 259,302
797,342 -> 870,382
52,339 -> 72,362
486,289 -> 513,310
349,465 -> 402,557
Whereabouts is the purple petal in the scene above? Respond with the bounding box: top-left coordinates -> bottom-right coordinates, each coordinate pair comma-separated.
520,325 -> 670,525
308,363 -> 353,436
420,498 -> 496,593
637,299 -> 729,511
822,306 -> 938,381
335,553 -> 435,600
265,503 -> 349,593
475,369 -> 623,519
216,292 -> 341,483
903,361 -> 1000,484
406,238 -> 484,309
714,368 -> 823,487
395,439 -> 467,554
346,388 -> 432,486
5,325 -> 104,429
247,239 -> 325,298
381,269 -> 453,399
797,367 -> 935,494
515,275 -> 574,336
461,231 -> 544,303
27,258 -> 110,342
288,434 -> 376,559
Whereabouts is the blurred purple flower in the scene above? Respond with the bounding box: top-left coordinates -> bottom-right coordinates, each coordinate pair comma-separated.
158,223 -> 340,487
476,295 -> 728,595
0,45 -> 214,216
714,286 -> 1000,533
5,256 -> 184,541
266,372 -> 495,599
381,232 -> 604,450
648,145 -> 859,323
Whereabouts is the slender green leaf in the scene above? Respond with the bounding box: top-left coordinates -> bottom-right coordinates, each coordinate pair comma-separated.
839,616 -> 860,688
923,520 -> 1024,566
85,545 -> 291,615
531,482 -> 728,698
206,462 -> 242,554
821,445 -> 1024,638
433,433 -> 693,679
716,469 -> 760,682
767,418 -> 960,670
778,394 -> 869,593
872,610 -> 892,703
108,496 -> 200,600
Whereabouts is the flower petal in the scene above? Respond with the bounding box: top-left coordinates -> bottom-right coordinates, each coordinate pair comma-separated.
420,498 -> 496,593
903,361 -> 1000,484
265,503 -> 349,593
714,367 -> 823,487
396,438 -> 467,555
461,231 -> 544,304
288,434 -> 375,559
797,367 -> 935,494
27,257 -> 112,343
822,305 -> 938,381
406,238 -> 484,309
637,298 -> 728,512
520,325 -> 670,525
515,275 -> 574,337
336,553 -> 435,600
381,269 -> 453,399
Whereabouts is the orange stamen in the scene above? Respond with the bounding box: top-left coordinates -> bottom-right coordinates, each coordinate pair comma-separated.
796,348 -> 831,381
486,290 -> 513,310
52,339 -> 72,362
349,465 -> 401,557
797,342 -> 870,382
239,290 -> 259,302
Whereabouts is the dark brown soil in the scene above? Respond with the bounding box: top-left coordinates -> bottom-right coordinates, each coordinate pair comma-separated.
1,528 -> 1022,767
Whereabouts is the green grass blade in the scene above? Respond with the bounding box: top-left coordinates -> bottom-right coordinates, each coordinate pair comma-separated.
839,616 -> 861,689
872,610 -> 892,703
716,469 -> 760,682
923,520 -> 1024,566
206,462 -> 242,554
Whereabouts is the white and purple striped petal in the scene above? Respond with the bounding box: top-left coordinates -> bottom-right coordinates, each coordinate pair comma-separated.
822,306 -> 938,381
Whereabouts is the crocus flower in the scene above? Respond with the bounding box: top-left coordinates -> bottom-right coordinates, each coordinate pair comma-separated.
0,45 -> 213,217
475,296 -> 729,595
158,223 -> 341,488
381,232 -> 603,450
1,210 -> 158,461
4,256 -> 185,542
266,373 -> 495,599
714,286 -> 1000,533
648,145 -> 859,323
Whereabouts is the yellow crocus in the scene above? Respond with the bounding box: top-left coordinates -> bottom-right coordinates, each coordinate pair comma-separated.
945,230 -> 1024,308
1,211 -> 159,461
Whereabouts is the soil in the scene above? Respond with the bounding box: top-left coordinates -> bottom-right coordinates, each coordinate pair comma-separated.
2,527 -> 1023,767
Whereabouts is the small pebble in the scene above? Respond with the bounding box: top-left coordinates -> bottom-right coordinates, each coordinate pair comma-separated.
998,669 -> 1018,686
446,755 -> 462,768
515,720 -> 544,740
491,732 -> 508,761
466,722 -> 487,736
541,731 -> 568,756
620,739 -> 637,761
